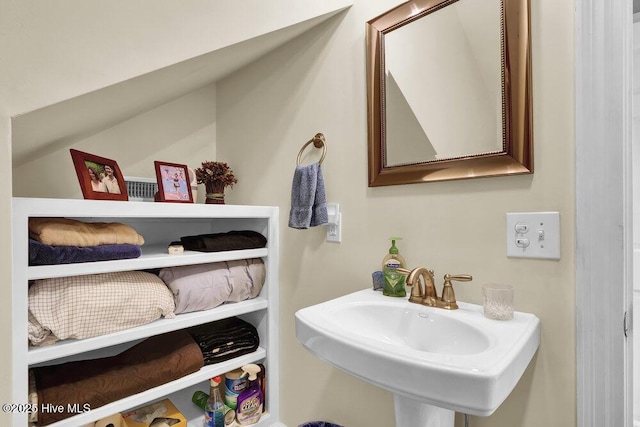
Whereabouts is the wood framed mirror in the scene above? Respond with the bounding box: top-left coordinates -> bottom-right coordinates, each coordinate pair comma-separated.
366,0 -> 532,186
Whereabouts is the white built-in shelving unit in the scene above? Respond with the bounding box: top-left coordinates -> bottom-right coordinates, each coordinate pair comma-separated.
11,197 -> 280,427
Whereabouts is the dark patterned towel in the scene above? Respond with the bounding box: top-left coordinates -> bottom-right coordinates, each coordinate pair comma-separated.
188,317 -> 260,365
180,230 -> 267,253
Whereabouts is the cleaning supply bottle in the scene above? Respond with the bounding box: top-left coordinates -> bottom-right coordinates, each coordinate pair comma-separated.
192,391 -> 236,425
204,376 -> 226,427
224,368 -> 248,410
235,364 -> 263,425
382,237 -> 407,297
192,390 -> 209,411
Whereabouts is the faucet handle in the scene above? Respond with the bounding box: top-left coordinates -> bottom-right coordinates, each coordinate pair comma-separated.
439,274 -> 473,310
447,274 -> 472,282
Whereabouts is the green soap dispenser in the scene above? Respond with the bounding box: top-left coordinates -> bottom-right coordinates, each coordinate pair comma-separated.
382,237 -> 407,297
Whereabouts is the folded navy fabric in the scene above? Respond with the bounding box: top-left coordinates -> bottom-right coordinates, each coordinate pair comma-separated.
28,239 -> 142,266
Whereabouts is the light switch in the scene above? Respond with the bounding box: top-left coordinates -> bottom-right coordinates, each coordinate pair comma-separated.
506,212 -> 560,259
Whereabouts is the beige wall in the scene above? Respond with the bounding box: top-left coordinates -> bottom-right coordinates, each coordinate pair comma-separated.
0,1 -> 351,424
217,1 -> 575,427
12,85 -> 218,199
1,0 -> 574,426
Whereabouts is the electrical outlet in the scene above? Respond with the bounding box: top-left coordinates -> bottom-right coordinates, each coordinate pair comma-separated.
506,212 -> 560,259
326,213 -> 342,243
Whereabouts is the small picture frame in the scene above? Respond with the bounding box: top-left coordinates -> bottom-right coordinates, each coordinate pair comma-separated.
154,161 -> 194,203
70,149 -> 129,201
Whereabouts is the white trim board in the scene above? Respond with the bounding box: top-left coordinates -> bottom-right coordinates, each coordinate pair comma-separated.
575,1 -> 634,426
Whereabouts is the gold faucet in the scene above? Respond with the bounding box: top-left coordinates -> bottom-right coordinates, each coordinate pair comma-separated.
398,267 -> 472,310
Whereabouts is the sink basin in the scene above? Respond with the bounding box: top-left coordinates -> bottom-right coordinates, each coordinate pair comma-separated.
328,302 -> 491,356
295,289 -> 540,423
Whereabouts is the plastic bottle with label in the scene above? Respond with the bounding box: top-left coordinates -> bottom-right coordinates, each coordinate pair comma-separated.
204,376 -> 225,427
382,237 -> 407,297
236,364 -> 264,425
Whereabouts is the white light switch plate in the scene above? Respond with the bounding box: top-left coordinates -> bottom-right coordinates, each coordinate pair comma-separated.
506,212 -> 560,260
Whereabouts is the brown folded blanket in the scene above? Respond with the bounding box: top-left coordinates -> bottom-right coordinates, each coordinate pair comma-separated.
180,230 -> 266,253
29,217 -> 145,247
32,330 -> 203,426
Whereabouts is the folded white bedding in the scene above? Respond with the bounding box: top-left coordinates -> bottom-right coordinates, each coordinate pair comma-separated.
159,258 -> 265,314
28,271 -> 175,346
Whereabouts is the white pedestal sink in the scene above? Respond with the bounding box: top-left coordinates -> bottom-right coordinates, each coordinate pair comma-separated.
394,395 -> 454,427
295,289 -> 540,427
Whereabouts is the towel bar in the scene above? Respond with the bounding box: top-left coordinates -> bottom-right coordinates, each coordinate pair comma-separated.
297,133 -> 327,166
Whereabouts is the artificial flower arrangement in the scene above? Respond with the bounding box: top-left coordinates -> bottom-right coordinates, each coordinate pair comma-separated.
195,161 -> 238,188
194,161 -> 238,204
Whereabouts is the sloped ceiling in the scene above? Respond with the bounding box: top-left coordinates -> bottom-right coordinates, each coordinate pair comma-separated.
11,9 -> 347,168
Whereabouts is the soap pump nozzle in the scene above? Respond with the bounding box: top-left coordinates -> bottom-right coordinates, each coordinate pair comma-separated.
388,237 -> 402,254
240,363 -> 261,381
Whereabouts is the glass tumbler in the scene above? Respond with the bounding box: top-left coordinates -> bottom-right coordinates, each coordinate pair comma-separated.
482,283 -> 514,320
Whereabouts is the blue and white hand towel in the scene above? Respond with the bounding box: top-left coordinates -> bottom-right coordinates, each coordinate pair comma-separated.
288,162 -> 328,229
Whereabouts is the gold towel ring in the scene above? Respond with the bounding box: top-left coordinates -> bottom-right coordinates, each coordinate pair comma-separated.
297,133 -> 327,166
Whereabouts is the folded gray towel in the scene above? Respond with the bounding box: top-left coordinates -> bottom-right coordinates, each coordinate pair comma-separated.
289,162 -> 328,229
310,165 -> 328,227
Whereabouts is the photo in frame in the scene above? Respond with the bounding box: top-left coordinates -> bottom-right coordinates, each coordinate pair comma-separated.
70,149 -> 129,201
154,161 -> 194,203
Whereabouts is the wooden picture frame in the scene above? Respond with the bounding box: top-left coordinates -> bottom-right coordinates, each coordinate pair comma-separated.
153,161 -> 194,203
70,149 -> 129,201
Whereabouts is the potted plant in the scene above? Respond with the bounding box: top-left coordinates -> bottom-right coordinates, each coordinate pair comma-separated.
195,161 -> 238,204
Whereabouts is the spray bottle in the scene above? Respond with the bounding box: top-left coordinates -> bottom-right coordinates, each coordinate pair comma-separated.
235,364 -> 263,425
204,376 -> 225,427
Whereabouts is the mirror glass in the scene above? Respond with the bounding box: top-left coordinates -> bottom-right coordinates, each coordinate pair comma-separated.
366,0 -> 532,186
384,0 -> 502,165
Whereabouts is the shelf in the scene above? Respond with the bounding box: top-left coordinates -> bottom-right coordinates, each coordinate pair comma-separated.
43,348 -> 267,427
13,197 -> 280,426
29,297 -> 268,365
187,411 -> 275,427
27,247 -> 268,280
14,197 -> 278,219
166,382 -> 274,427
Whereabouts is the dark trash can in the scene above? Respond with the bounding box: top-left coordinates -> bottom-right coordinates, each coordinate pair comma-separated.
299,422 -> 344,427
